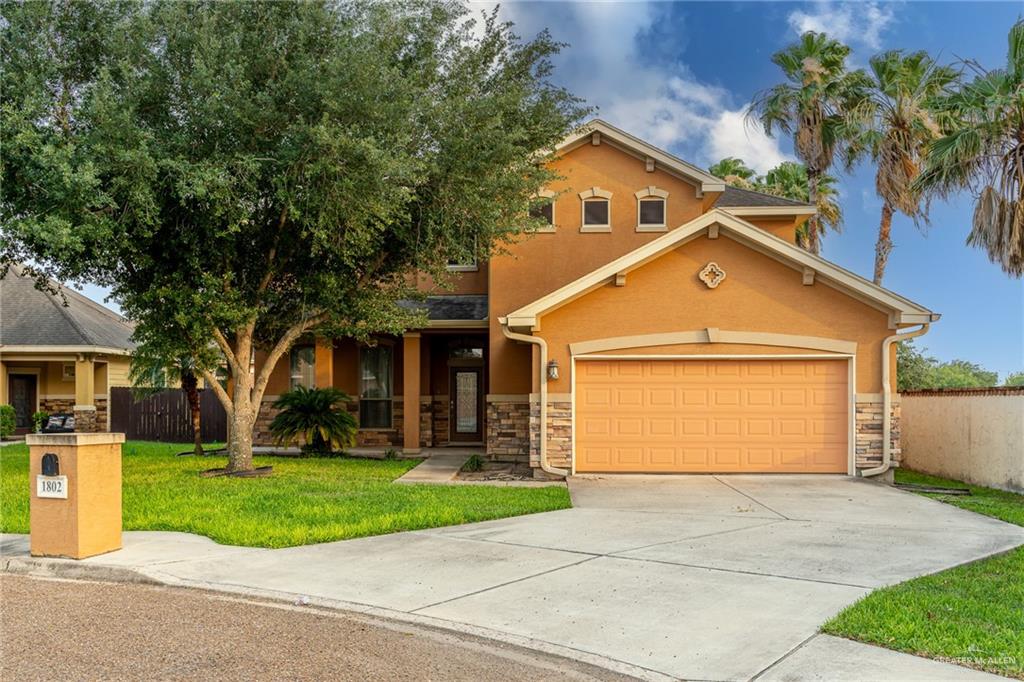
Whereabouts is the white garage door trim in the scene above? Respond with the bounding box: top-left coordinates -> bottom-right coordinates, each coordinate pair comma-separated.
570,354 -> 856,476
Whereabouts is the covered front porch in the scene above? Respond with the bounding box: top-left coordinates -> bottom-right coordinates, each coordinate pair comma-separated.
253,329 -> 489,454
0,353 -> 125,433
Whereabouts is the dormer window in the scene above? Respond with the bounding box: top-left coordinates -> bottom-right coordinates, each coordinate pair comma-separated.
530,189 -> 556,233
634,186 -> 668,232
578,187 -> 612,232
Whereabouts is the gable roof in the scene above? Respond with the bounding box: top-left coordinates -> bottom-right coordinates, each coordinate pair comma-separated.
557,120 -> 726,195
1,265 -> 136,353
713,185 -> 815,211
502,209 -> 939,331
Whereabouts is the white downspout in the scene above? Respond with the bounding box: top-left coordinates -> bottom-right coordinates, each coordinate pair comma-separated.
499,318 -> 569,478
861,323 -> 930,479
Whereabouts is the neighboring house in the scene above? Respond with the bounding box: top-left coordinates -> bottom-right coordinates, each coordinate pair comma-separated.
0,265 -> 135,433
265,120 -> 934,479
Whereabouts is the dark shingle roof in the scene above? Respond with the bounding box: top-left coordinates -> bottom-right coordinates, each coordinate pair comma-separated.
713,185 -> 814,209
399,295 -> 487,321
1,266 -> 136,351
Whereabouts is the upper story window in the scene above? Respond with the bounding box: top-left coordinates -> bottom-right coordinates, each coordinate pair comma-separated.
446,257 -> 478,272
359,343 -> 393,428
446,238 -> 478,271
530,189 -> 556,233
635,186 -> 669,232
289,345 -> 315,389
578,187 -> 612,233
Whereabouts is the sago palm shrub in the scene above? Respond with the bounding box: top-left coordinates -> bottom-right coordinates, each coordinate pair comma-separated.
269,386 -> 357,455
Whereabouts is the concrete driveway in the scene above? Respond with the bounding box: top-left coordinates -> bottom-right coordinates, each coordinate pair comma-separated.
5,475 -> 1021,681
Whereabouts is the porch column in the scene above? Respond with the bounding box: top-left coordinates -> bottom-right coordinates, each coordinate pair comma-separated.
402,333 -> 421,454
74,355 -> 97,432
0,360 -> 7,405
315,338 -> 334,388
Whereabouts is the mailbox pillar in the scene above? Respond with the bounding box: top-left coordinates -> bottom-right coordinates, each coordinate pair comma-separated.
27,432 -> 124,559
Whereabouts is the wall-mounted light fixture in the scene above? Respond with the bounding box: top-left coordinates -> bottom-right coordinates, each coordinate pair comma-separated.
547,360 -> 560,381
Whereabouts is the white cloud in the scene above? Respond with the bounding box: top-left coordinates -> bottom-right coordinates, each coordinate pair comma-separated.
472,1 -> 792,174
787,1 -> 896,50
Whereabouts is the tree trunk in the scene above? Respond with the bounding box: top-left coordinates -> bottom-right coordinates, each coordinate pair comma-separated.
226,364 -> 257,473
806,168 -> 821,255
181,372 -> 204,457
204,318 -> 319,474
873,201 -> 895,285
226,405 -> 256,472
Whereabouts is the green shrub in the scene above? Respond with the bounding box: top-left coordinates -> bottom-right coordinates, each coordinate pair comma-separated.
461,454 -> 485,472
269,387 -> 356,455
31,411 -> 49,433
0,405 -> 15,439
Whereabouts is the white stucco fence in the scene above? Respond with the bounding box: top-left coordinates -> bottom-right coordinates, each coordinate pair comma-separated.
900,388 -> 1024,493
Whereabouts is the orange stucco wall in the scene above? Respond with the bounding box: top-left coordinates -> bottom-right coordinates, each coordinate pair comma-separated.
535,234 -> 893,394
489,142 -> 711,393
743,216 -> 806,243
415,266 -> 488,296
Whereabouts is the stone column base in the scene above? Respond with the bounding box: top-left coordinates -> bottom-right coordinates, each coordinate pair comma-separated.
72,406 -> 98,433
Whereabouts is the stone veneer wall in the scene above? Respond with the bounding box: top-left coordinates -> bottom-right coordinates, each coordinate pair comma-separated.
430,395 -> 449,447
95,398 -> 108,431
528,397 -> 572,472
39,398 -> 74,416
486,398 -> 530,462
855,396 -> 901,470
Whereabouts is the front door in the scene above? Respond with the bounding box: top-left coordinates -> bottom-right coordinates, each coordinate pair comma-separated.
449,367 -> 483,443
9,375 -> 38,429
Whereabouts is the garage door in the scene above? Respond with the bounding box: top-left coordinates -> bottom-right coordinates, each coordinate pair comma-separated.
575,358 -> 849,473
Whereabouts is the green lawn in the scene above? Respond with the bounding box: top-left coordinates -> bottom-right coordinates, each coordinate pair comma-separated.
823,469 -> 1024,679
0,441 -> 571,548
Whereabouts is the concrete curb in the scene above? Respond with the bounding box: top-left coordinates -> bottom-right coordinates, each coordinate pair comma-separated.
3,556 -> 163,585
2,556 -> 670,682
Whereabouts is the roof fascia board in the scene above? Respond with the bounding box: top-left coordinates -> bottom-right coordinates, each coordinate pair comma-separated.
0,344 -> 132,356
722,206 -> 817,217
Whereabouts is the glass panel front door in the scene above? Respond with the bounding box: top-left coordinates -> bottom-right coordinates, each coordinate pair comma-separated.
449,367 -> 482,442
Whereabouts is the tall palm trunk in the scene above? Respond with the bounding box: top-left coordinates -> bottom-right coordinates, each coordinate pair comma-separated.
873,201 -> 895,284
181,371 -> 204,456
806,167 -> 822,255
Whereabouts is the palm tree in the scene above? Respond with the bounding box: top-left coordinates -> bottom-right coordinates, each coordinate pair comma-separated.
130,350 -> 206,456
709,157 -> 758,188
760,161 -> 842,248
847,50 -> 959,284
748,32 -> 869,254
915,20 -> 1024,277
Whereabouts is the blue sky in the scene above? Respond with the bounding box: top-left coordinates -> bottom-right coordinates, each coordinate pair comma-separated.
77,1 -> 1022,378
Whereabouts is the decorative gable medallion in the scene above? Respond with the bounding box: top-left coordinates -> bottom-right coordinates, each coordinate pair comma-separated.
699,262 -> 726,289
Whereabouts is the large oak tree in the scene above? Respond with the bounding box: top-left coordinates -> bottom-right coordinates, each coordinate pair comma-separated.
1,0 -> 586,472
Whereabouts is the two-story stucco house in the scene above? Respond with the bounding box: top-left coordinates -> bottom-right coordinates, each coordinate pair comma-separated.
252,120 -> 939,480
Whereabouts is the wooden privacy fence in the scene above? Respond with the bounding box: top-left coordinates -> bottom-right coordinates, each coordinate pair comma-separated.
110,387 -> 227,442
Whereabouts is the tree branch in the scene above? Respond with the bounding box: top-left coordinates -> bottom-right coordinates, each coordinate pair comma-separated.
201,368 -> 233,414
212,328 -> 243,378
251,312 -> 327,407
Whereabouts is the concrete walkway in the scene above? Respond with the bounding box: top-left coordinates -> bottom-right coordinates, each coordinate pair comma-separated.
4,475 -> 1020,681
395,453 -> 470,483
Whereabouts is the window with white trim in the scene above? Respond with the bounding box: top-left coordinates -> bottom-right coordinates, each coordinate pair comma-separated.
289,345 -> 315,389
635,186 -> 669,231
531,189 -> 556,232
359,344 -> 393,428
578,187 -> 612,232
